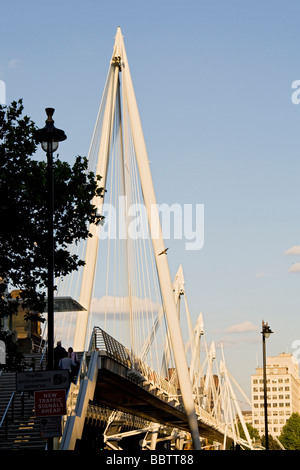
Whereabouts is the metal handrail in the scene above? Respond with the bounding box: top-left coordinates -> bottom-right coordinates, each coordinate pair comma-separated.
0,391 -> 19,440
0,387 -> 28,441
56,349 -> 88,449
0,392 -> 15,429
89,327 -> 180,401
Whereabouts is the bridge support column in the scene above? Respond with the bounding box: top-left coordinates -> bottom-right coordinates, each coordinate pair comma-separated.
150,423 -> 159,450
72,28 -> 201,449
73,62 -> 120,352
175,432 -> 185,450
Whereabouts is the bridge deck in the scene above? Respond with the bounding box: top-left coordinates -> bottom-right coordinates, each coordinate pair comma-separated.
91,353 -> 232,444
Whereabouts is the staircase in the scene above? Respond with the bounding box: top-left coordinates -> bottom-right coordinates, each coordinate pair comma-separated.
0,353 -> 48,450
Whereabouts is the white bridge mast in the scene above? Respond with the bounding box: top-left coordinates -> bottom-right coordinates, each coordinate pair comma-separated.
73,27 -> 201,449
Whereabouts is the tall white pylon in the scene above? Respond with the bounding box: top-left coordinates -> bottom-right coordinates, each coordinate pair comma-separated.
73,27 -> 201,449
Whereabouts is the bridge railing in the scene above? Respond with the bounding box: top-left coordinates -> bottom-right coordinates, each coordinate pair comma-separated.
89,327 -> 132,367
89,327 -> 181,403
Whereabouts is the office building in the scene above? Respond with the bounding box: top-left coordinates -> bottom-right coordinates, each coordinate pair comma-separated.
251,352 -> 300,436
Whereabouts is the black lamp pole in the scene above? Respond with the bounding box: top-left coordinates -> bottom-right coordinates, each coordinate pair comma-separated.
46,138 -> 55,373
35,109 -> 66,372
262,320 -> 273,451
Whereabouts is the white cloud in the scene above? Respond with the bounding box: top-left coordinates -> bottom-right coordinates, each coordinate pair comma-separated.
285,245 -> 300,255
8,58 -> 19,69
256,271 -> 267,279
289,263 -> 300,273
224,321 -> 258,334
90,295 -> 160,315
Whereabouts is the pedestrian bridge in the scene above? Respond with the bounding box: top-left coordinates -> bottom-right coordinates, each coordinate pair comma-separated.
49,27 -> 254,451
57,327 -> 252,450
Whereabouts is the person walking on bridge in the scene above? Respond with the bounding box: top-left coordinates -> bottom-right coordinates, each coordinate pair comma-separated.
58,350 -> 77,384
54,341 -> 67,369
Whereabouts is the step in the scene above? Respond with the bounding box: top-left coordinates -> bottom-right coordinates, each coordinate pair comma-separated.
0,370 -> 47,450
0,352 -> 83,450
0,414 -> 48,450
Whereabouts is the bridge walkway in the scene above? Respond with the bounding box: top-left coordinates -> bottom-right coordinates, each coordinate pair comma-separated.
59,328 -> 247,450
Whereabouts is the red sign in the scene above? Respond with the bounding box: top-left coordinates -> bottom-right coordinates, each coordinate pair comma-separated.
34,389 -> 67,417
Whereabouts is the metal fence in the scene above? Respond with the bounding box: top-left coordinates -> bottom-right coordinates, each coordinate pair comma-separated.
89,327 -> 181,403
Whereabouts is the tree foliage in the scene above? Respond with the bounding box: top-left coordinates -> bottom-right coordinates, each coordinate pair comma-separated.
237,421 -> 260,443
279,412 -> 300,450
0,99 -> 104,322
260,433 -> 282,450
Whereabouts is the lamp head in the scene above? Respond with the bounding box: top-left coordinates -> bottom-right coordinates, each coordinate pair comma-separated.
35,108 -> 67,152
262,320 -> 273,338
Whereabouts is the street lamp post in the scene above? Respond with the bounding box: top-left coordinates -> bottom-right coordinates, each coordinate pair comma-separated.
262,320 -> 273,450
35,108 -> 66,372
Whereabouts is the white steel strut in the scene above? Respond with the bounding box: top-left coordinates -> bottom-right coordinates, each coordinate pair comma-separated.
72,27 -> 201,449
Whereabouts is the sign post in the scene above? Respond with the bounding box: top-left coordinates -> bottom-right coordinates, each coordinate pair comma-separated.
16,370 -> 69,392
16,371 -> 69,444
40,416 -> 62,439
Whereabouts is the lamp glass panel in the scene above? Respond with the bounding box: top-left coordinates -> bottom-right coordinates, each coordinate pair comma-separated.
41,140 -> 59,152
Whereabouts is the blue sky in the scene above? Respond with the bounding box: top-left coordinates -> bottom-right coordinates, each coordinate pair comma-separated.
2,0 -> 300,398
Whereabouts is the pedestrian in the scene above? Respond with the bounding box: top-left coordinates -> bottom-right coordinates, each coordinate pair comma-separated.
54,341 -> 67,370
68,347 -> 79,364
68,347 -> 80,382
58,351 -> 77,384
